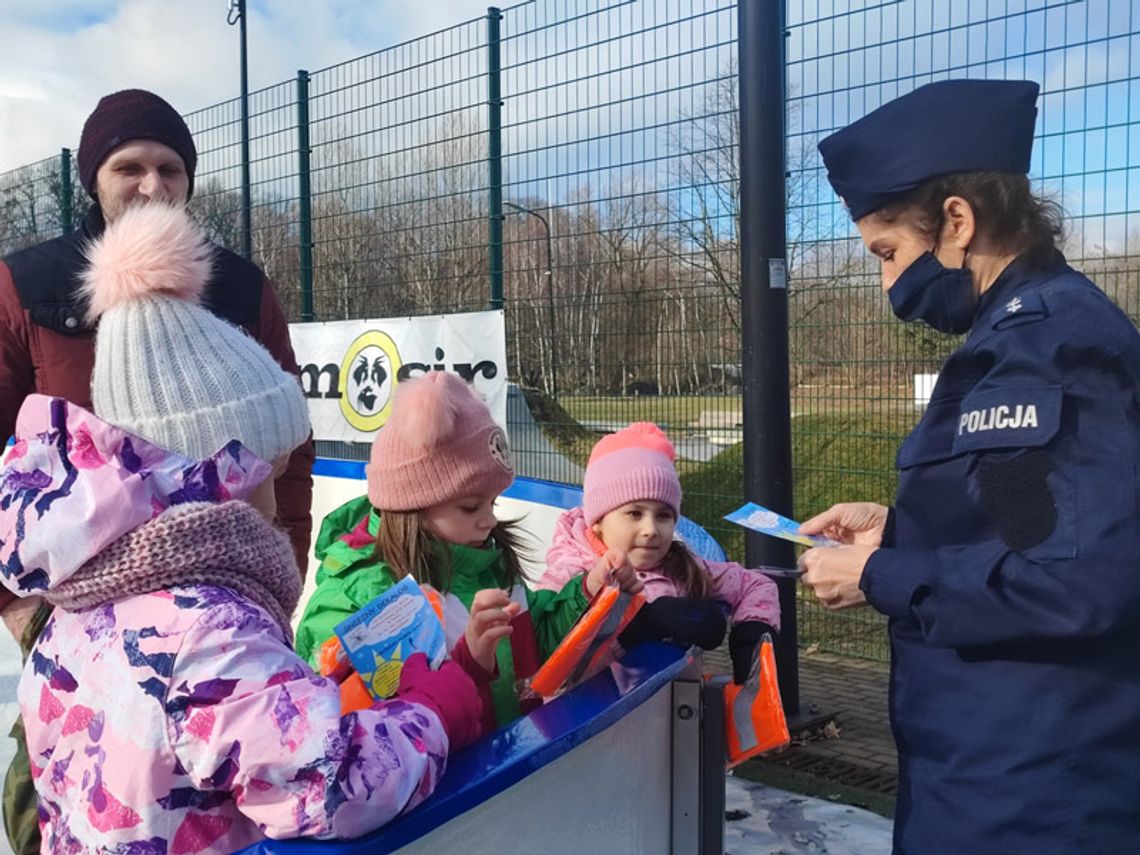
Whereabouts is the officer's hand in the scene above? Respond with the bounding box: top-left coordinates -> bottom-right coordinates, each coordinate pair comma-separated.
798,545 -> 876,610
799,502 -> 888,547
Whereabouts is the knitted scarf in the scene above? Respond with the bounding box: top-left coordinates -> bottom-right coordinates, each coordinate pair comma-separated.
48,501 -> 301,638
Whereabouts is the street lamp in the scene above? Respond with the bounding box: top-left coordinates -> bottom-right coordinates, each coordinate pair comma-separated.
227,0 -> 252,259
504,200 -> 558,399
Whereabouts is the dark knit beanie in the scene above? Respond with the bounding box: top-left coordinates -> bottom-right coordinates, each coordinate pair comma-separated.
77,89 -> 197,199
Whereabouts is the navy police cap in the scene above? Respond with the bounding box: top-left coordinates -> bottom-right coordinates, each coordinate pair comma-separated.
818,79 -> 1039,221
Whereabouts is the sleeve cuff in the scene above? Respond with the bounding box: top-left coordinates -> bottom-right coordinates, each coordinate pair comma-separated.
860,548 -> 918,620
449,636 -> 498,685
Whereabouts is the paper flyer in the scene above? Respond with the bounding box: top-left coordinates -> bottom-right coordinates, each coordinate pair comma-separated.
334,575 -> 448,699
724,502 -> 839,548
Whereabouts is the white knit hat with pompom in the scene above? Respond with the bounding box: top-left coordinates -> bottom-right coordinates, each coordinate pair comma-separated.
82,203 -> 310,462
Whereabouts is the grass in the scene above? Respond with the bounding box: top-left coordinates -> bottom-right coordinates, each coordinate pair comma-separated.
560,394 -> 741,429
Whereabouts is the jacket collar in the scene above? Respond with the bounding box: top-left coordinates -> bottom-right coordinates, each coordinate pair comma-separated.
80,204 -> 106,241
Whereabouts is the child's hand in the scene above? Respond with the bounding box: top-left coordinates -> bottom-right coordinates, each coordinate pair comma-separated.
465,589 -> 521,673
585,548 -> 645,596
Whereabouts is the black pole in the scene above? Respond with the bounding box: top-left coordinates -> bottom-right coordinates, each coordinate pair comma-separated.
738,0 -> 799,716
296,70 -> 314,322
234,0 -> 253,259
486,7 -> 504,310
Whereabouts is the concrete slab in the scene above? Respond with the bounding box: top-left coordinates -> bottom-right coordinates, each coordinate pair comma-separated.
725,775 -> 894,854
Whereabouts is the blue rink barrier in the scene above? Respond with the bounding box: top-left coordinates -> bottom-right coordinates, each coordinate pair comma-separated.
236,643 -> 726,854
310,461 -> 727,564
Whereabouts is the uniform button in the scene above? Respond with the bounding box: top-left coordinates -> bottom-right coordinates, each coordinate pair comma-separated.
64,316 -> 78,329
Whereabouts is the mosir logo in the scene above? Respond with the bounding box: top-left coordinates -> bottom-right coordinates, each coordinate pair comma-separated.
338,331 -> 402,432
300,338 -> 502,435
958,404 -> 1039,435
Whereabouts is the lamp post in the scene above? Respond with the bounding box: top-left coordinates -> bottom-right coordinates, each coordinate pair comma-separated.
227,0 -> 252,260
505,201 -> 557,399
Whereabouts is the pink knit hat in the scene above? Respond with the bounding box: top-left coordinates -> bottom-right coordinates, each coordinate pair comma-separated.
366,372 -> 515,511
583,422 -> 682,525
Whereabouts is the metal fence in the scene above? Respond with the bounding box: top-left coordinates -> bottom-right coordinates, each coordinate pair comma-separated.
3,0 -> 1138,662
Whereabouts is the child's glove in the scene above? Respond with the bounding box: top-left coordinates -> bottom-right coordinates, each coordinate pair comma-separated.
395,653 -> 483,751
729,620 -> 778,685
618,596 -> 728,651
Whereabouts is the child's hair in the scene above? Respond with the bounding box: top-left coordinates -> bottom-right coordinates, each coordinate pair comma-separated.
659,541 -> 712,600
376,511 -> 531,592
583,422 -> 714,598
366,372 -> 515,512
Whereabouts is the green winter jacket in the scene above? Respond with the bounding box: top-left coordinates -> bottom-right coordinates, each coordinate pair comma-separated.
295,496 -> 590,727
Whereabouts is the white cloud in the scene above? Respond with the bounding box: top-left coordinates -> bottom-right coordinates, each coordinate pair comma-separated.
0,0 -> 492,173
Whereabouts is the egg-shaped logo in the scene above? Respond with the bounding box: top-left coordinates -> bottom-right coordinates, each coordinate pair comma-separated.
339,330 -> 402,432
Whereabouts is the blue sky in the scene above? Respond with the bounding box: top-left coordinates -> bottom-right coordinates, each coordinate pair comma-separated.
0,0 -> 494,172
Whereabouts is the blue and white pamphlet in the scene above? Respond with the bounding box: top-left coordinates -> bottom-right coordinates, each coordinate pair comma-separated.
724,502 -> 839,548
334,575 -> 448,699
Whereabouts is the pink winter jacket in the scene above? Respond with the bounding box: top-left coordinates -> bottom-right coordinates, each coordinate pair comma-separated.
1,397 -> 448,852
537,507 -> 781,630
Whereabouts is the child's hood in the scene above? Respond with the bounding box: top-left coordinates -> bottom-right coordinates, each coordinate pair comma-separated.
0,395 -> 271,596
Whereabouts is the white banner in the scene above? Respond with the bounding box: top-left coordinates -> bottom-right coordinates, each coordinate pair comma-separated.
289,311 -> 507,443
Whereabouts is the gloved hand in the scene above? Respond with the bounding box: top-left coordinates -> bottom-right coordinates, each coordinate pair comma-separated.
618,596 -> 728,651
394,653 -> 483,751
728,620 -> 778,685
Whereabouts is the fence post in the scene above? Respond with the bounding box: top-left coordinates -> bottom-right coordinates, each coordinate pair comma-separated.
296,69 -> 315,322
738,0 -> 800,716
59,148 -> 73,236
486,6 -> 504,310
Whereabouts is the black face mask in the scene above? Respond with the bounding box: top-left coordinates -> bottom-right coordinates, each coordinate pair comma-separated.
888,251 -> 978,334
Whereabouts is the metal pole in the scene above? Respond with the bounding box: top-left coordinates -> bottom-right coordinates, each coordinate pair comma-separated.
486,7 -> 504,310
505,201 -> 557,398
296,70 -> 314,322
59,148 -> 72,236
229,0 -> 253,259
543,213 -> 557,399
738,0 -> 799,716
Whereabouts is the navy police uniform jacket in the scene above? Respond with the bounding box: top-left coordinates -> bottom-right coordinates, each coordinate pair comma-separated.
860,253 -> 1140,854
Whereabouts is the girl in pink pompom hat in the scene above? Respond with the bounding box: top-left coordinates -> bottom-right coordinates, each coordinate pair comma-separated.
538,422 -> 781,684
296,372 -> 642,736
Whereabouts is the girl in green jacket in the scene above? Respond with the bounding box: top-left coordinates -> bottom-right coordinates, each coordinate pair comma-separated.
295,372 -> 640,734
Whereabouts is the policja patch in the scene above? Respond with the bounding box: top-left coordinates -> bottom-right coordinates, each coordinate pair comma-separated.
952,385 -> 1061,455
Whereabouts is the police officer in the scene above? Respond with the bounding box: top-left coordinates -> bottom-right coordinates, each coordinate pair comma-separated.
800,79 -> 1140,853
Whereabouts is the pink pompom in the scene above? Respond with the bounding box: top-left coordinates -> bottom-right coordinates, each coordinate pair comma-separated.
81,204 -> 214,323
388,372 -> 483,452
